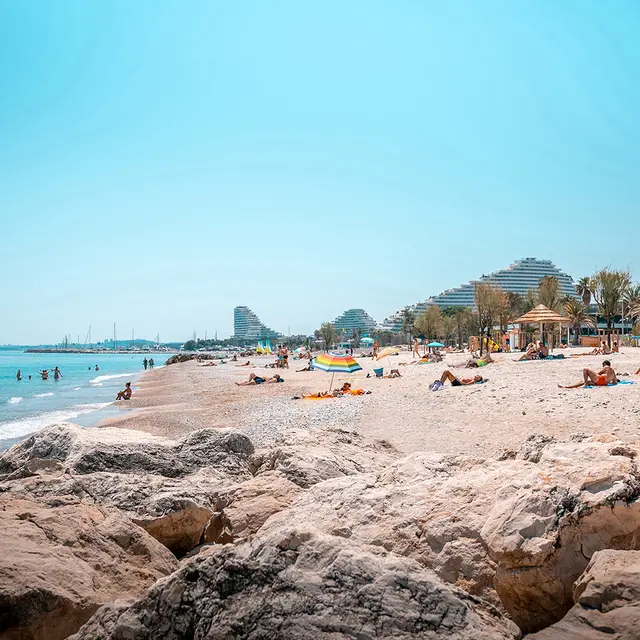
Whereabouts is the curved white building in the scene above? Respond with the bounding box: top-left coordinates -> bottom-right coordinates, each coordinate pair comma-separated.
383,258 -> 577,331
333,308 -> 377,333
234,306 -> 281,341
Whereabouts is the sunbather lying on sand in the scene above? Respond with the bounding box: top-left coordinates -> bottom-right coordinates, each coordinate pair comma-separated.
265,374 -> 285,383
440,370 -> 483,386
236,373 -> 265,385
235,361 -> 251,367
558,360 -> 618,388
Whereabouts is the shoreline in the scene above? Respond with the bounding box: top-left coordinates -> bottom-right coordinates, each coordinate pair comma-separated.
0,363 -> 152,451
89,347 -> 640,457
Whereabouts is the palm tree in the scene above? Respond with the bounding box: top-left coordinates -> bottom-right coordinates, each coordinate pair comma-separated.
400,306 -> 416,347
564,299 -> 596,346
624,284 -> 640,328
576,277 -> 592,307
590,269 -> 632,346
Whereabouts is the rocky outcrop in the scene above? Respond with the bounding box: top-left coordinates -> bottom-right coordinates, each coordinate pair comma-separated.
250,427 -> 400,487
259,435 -> 640,633
165,353 -> 217,365
69,526 -> 520,640
0,424 -> 255,556
0,422 -> 254,479
5,423 -> 640,639
0,495 -> 177,640
528,549 -> 640,639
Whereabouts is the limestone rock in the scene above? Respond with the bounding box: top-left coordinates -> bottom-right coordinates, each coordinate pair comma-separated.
259,436 -> 640,633
250,427 -> 399,487
482,439 -> 640,633
0,495 -> 177,640
528,549 -> 640,639
0,423 -> 254,479
0,425 -> 256,556
208,471 -> 304,542
69,527 -> 519,640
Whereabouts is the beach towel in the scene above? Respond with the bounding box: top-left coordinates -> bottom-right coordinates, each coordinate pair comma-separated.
585,380 -> 635,388
303,394 -> 334,400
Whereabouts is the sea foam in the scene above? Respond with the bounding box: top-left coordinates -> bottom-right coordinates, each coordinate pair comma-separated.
8,397 -> 23,404
0,403 -> 110,442
90,372 -> 134,385
34,392 -> 54,398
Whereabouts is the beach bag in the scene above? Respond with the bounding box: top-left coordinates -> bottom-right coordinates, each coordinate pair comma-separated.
429,380 -> 444,391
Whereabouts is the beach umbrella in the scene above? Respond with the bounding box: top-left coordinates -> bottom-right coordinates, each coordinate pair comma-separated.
311,353 -> 362,391
513,304 -> 570,347
426,342 -> 445,348
375,346 -> 400,360
361,337 -> 374,346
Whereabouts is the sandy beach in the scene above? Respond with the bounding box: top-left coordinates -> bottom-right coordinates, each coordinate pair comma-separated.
105,347 -> 640,457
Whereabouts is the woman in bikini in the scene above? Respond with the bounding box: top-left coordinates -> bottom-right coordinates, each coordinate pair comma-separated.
440,370 -> 483,386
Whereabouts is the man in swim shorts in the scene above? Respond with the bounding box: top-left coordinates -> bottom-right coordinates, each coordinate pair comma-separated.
558,360 -> 618,388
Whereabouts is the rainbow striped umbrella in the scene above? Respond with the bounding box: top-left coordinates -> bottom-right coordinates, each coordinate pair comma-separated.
311,353 -> 362,391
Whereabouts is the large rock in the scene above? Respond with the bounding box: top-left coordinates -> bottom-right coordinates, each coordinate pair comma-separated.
482,439 -> 640,633
250,427 -> 400,487
69,526 -> 519,640
259,435 -> 640,633
0,424 -> 256,556
0,422 -> 254,479
0,495 -> 177,640
528,549 -> 640,639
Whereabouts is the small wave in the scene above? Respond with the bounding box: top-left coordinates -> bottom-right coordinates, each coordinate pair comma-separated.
8,397 -> 23,405
90,372 -> 133,385
0,403 -> 110,442
72,387 -> 81,391
34,392 -> 54,398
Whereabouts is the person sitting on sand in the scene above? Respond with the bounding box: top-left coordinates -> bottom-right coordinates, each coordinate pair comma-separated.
116,382 -> 132,400
439,370 -> 483,386
613,342 -> 619,353
236,373 -> 266,385
388,369 -> 401,378
558,360 -> 618,388
338,382 -> 352,393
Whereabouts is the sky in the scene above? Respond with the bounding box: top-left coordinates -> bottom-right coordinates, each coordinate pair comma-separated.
1,1 -> 639,344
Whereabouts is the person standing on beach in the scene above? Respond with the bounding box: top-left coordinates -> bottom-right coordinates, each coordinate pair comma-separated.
373,340 -> 379,358
282,345 -> 289,369
53,366 -> 62,380
143,357 -> 148,370
149,358 -> 155,369
16,370 -> 21,381
412,339 -> 420,359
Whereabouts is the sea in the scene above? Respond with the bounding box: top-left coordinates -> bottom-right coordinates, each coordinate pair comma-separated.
0,350 -> 172,450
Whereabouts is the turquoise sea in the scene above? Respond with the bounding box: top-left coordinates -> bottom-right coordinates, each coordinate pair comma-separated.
0,351 -> 172,449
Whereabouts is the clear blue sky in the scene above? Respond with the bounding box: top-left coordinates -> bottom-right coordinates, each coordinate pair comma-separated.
1,1 -> 639,344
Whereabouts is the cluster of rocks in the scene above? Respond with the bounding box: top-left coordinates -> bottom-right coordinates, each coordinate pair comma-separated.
2,424 -> 640,639
165,353 -> 219,365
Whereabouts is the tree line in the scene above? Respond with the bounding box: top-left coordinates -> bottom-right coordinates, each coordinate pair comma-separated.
314,267 -> 640,353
